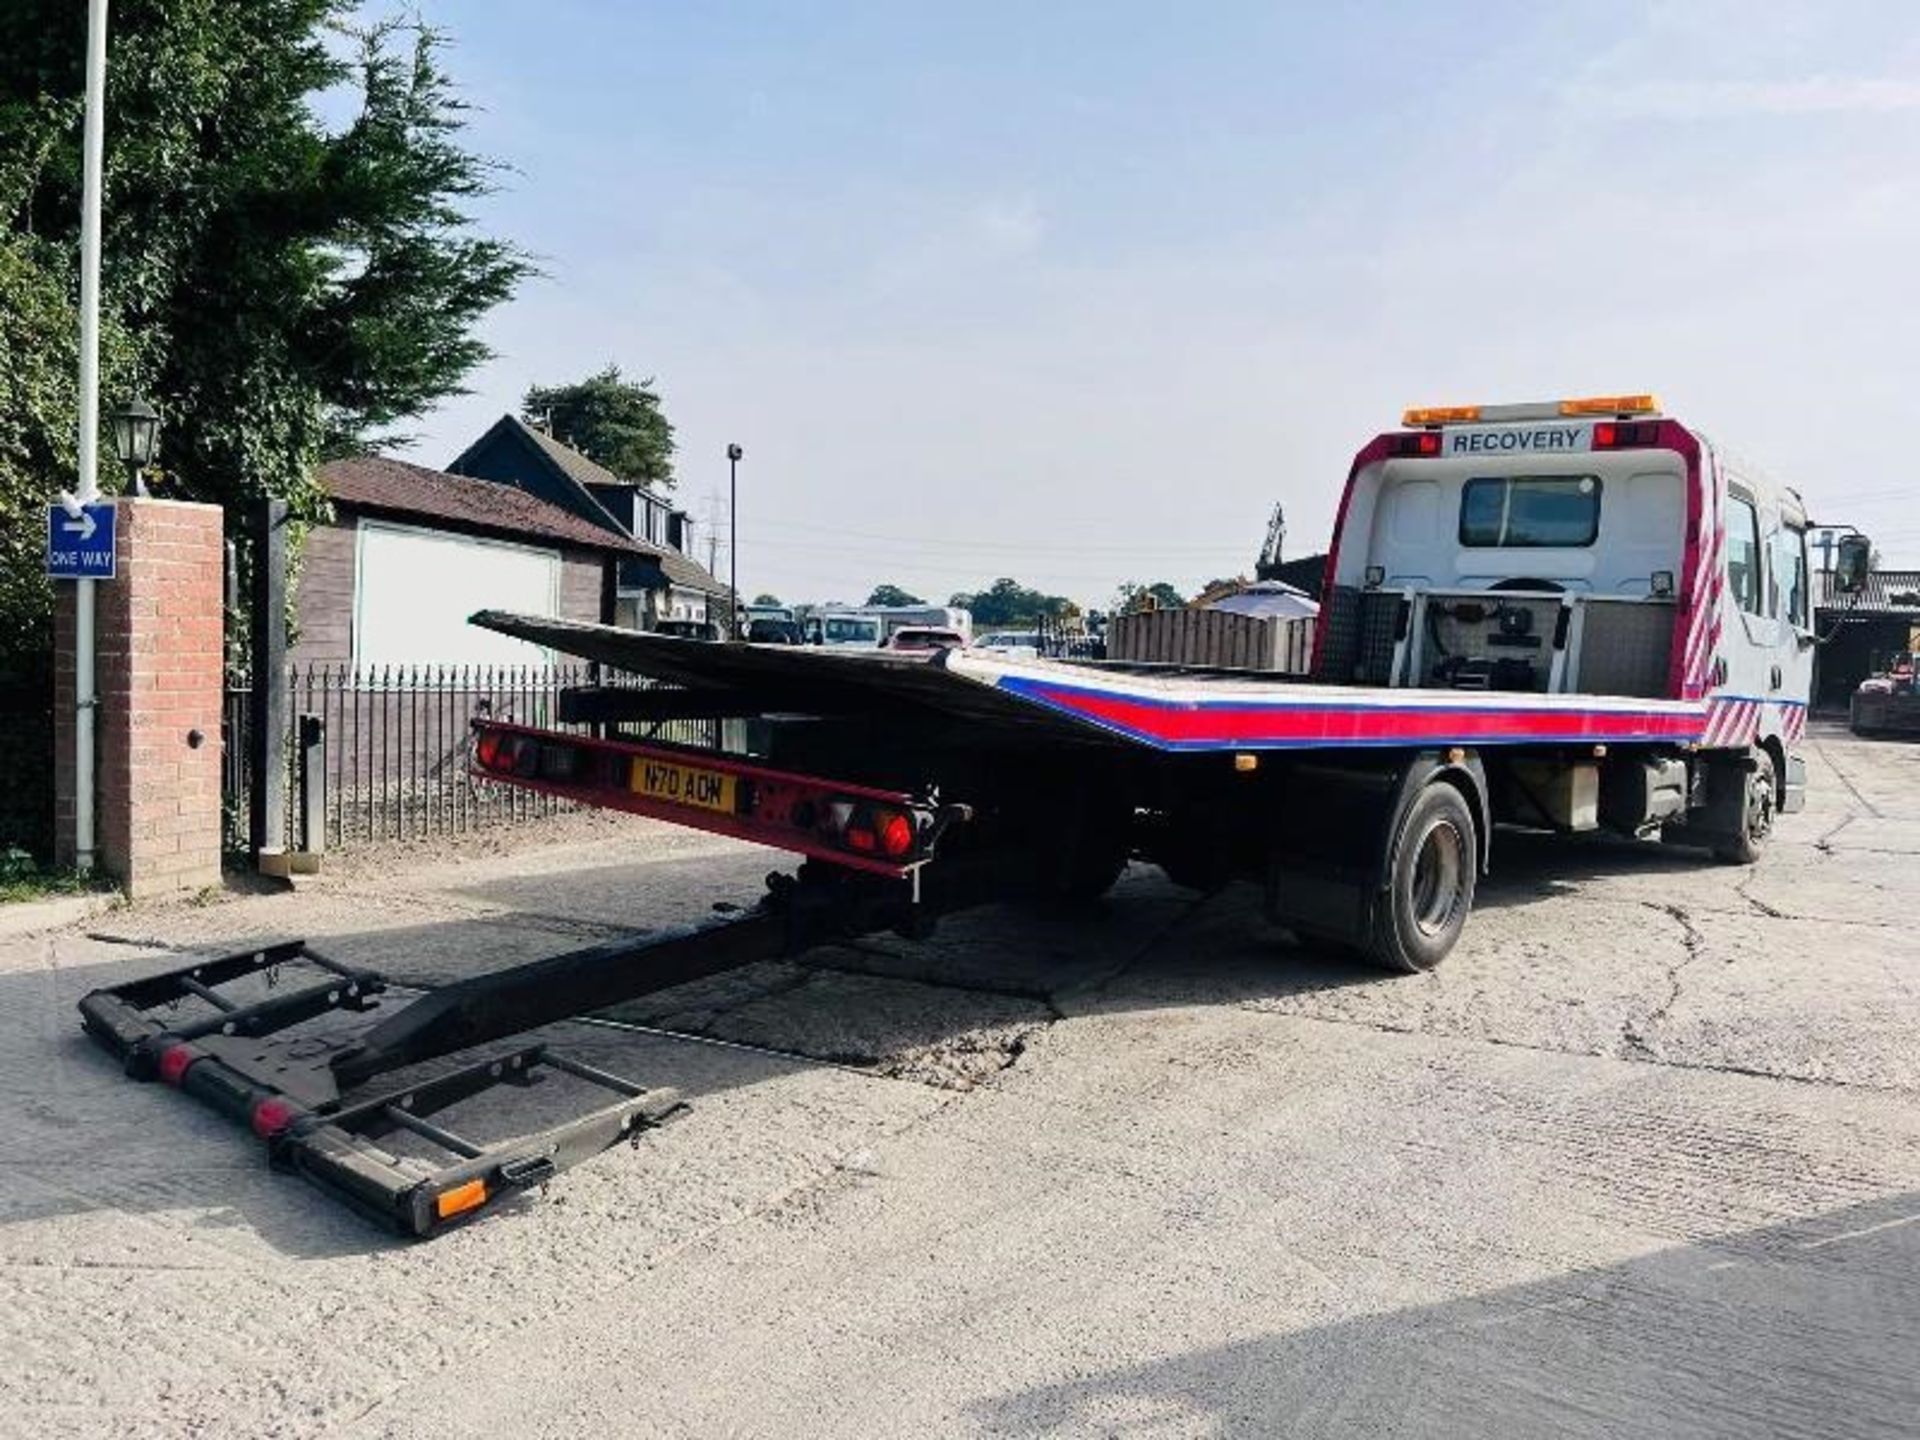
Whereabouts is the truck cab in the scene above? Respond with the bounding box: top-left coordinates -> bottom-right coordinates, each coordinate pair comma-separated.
1314,395 -> 1813,749
1304,394 -> 1823,856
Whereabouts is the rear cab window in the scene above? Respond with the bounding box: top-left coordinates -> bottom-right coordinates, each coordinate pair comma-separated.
1459,476 -> 1602,547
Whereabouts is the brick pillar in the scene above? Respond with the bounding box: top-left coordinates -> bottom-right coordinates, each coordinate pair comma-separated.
53,499 -> 225,898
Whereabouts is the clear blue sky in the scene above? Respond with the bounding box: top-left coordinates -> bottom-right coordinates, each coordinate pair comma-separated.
393,1 -> 1920,605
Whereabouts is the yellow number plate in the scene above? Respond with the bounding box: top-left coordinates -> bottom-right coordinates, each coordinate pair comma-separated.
631,758 -> 737,814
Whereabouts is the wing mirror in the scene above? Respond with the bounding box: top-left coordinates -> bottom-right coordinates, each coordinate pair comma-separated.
1834,534 -> 1872,595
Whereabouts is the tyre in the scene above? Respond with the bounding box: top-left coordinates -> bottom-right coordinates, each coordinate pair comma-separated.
1363,781 -> 1477,974
1711,752 -> 1775,864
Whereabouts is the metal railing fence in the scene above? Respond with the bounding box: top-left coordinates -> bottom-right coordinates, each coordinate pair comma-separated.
222,664 -> 719,854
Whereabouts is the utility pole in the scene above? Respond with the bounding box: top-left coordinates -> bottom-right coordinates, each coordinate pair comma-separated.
727,444 -> 743,638
70,0 -> 110,873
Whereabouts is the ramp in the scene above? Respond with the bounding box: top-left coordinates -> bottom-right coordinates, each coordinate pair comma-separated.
471,611 -> 1711,753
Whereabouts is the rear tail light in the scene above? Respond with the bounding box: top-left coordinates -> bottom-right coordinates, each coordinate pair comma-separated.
1592,420 -> 1661,450
475,728 -> 509,771
878,810 -> 916,858
821,800 -> 920,861
475,731 -> 546,778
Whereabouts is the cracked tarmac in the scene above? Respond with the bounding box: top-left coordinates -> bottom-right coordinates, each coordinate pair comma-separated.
3,721 -> 1919,1437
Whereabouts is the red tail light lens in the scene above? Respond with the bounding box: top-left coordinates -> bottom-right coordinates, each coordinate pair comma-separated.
475,729 -> 512,772
844,825 -> 877,853
878,811 -> 915,858
1393,431 -> 1444,458
1592,420 -> 1660,450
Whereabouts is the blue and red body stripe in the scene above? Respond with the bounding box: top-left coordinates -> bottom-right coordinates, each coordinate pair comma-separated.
995,675 -> 1711,752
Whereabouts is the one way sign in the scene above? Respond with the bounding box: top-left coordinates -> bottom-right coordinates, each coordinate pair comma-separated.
46,502 -> 117,579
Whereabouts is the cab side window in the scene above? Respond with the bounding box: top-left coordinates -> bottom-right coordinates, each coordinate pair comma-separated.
1726,496 -> 1763,615
1776,526 -> 1809,627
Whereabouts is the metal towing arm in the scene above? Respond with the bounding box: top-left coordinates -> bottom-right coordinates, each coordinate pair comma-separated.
77,726 -> 997,1236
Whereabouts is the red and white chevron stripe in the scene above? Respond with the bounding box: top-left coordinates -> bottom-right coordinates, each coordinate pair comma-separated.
1679,450 -> 1724,700
1701,697 -> 1758,749
1700,698 -> 1809,749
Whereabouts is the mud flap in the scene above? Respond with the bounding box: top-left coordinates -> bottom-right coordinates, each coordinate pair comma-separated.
1262,750 -> 1489,946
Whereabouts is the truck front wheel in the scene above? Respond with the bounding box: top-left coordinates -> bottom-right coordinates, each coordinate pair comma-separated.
1366,782 -> 1477,973
1710,752 -> 1775,864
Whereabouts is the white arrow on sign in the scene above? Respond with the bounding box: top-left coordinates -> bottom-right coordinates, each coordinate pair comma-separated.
62,509 -> 99,542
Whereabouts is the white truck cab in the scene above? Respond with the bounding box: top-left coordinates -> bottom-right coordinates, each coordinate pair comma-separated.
1314,394 -> 1818,819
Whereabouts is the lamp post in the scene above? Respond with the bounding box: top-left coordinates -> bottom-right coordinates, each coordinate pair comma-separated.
110,397 -> 160,496
726,443 -> 743,638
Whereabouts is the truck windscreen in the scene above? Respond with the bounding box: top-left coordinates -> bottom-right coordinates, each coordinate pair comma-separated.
1459,475 -> 1601,548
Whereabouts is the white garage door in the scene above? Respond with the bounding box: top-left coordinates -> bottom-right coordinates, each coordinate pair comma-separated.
353,520 -> 560,669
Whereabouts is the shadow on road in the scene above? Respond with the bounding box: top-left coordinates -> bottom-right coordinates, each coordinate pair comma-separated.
967,1189 -> 1920,1438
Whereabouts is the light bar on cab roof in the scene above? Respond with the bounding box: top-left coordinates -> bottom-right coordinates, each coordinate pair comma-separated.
1402,404 -> 1483,427
1403,394 -> 1663,428
1559,393 -> 1660,417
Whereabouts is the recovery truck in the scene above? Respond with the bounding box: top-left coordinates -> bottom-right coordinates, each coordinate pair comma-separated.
81,394 -> 1871,1235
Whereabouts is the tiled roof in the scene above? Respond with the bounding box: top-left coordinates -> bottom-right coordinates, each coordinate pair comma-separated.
514,417 -> 626,492
319,455 -> 647,554
653,547 -> 731,598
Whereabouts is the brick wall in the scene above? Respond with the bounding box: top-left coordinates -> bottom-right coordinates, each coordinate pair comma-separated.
53,499 -> 225,897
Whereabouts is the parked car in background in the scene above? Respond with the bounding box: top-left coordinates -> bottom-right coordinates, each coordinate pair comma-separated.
974,630 -> 1041,660
654,618 -> 721,641
804,612 -> 885,648
881,626 -> 968,656
747,618 -> 803,645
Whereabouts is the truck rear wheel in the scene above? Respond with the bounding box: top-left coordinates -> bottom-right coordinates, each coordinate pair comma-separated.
1710,752 -> 1775,864
1365,781 -> 1476,973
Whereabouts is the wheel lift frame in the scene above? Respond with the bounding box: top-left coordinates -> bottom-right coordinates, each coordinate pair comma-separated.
77,865 -> 955,1237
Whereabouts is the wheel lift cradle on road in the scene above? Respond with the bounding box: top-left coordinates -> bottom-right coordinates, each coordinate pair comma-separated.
77,843 -> 984,1237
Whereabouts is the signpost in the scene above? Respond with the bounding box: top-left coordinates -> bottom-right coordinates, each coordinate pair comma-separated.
46,502 -> 118,580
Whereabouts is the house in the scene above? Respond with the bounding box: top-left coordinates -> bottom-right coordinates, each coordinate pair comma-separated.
291,455 -> 649,671
447,415 -> 729,629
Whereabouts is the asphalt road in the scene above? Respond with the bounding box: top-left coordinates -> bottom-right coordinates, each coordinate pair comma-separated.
3,723 -> 1917,1438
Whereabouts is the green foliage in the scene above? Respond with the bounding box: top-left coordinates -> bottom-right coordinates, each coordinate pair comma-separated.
0,2 -> 530,579
866,584 -> 925,607
0,233 -> 139,652
948,577 -> 1073,627
0,5 -> 525,856
751,592 -> 782,606
0,844 -> 97,904
522,365 -> 676,487
1115,580 -> 1186,613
